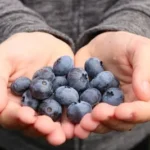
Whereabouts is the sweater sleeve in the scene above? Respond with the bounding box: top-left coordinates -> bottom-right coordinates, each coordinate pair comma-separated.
77,0 -> 150,49
0,0 -> 74,49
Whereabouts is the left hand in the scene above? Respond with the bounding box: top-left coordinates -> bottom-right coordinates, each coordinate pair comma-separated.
74,31 -> 150,139
0,32 -> 75,145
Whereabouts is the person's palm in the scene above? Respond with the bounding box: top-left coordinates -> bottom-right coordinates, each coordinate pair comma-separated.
0,32 -> 74,145
74,31 -> 150,138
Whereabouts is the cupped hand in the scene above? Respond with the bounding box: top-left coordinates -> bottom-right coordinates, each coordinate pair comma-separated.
74,31 -> 150,138
0,32 -> 74,145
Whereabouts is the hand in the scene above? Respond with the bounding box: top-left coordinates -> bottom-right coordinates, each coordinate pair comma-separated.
0,32 -> 74,145
74,31 -> 150,138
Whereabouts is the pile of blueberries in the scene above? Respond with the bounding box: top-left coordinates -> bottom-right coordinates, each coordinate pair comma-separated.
11,56 -> 124,124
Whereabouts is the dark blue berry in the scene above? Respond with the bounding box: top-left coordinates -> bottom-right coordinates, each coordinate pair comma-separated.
53,56 -> 74,76
67,101 -> 92,124
80,88 -> 102,106
67,68 -> 89,92
111,77 -> 120,87
32,66 -> 55,81
102,87 -> 124,106
52,76 -> 68,91
11,77 -> 31,96
30,79 -> 53,100
85,57 -> 104,78
22,90 -> 39,110
38,98 -> 62,121
55,86 -> 79,106
90,71 -> 115,93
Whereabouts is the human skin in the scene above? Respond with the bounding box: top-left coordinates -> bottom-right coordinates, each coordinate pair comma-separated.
74,31 -> 150,138
0,32 -> 74,145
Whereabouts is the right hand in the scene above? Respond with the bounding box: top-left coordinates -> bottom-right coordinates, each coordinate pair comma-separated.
74,31 -> 150,138
0,32 -> 74,145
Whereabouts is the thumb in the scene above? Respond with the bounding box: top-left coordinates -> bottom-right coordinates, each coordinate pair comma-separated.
75,46 -> 91,68
132,42 -> 150,101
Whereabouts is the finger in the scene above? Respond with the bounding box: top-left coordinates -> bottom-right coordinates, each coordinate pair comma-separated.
94,124 -> 111,134
17,106 -> 37,125
46,122 -> 66,146
79,113 -> 110,135
23,125 -> 42,138
0,101 -> 21,129
91,103 -> 116,121
74,124 -> 90,139
115,101 -> 150,123
75,46 -> 91,68
80,113 -> 99,131
91,103 -> 134,131
34,115 -> 55,135
23,116 -> 56,138
0,90 -> 35,129
0,91 -> 36,129
131,41 -> 150,101
61,108 -> 74,139
102,117 -> 135,131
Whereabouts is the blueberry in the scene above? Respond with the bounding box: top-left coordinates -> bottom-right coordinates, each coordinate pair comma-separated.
80,88 -> 102,106
53,56 -> 74,76
67,101 -> 92,124
111,77 -> 120,87
30,78 -> 53,100
90,71 -> 115,93
52,76 -> 68,91
102,87 -> 124,106
55,86 -> 79,106
22,90 -> 39,110
32,66 -> 55,81
38,98 -> 62,121
85,57 -> 104,78
67,68 -> 89,92
11,77 -> 31,96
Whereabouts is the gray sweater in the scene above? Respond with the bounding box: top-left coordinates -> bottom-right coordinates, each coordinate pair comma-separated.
0,0 -> 150,150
